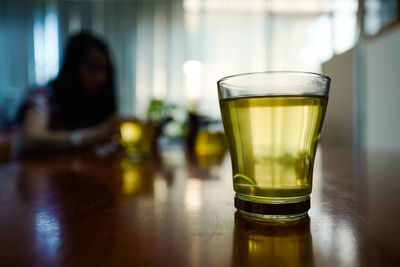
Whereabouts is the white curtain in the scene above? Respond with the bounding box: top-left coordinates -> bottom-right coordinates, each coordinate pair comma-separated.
0,0 -> 357,124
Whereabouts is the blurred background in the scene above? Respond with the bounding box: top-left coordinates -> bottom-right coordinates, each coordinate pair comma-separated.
0,0 -> 399,156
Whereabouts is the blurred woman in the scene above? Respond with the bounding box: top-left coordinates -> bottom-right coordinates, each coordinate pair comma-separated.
18,32 -> 118,156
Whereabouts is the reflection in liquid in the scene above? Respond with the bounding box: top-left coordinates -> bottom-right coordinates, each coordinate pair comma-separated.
232,212 -> 314,267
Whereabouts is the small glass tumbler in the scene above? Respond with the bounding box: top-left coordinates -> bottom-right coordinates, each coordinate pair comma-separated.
218,71 -> 331,221
120,118 -> 155,161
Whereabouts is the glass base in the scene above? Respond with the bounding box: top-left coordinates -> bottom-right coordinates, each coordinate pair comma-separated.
234,195 -> 310,222
237,210 -> 308,222
236,193 -> 310,204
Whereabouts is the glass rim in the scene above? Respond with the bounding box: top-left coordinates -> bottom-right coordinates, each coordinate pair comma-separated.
217,71 -> 331,87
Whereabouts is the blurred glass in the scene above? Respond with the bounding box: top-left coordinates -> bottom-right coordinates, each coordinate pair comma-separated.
120,119 -> 155,161
194,121 -> 227,167
195,129 -> 226,156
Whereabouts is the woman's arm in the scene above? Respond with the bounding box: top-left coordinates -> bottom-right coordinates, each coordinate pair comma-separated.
20,106 -> 117,153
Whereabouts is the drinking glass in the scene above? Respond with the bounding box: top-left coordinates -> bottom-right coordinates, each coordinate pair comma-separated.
218,71 -> 330,221
120,118 -> 155,161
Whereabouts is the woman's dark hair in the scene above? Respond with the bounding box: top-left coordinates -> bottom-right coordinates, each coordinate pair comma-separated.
49,32 -> 116,130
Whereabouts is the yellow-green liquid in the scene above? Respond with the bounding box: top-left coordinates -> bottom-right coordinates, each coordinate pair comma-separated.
220,95 -> 327,204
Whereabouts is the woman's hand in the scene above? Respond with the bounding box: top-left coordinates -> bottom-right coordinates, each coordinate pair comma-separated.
82,115 -> 120,145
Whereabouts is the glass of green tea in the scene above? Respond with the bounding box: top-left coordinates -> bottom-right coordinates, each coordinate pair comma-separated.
120,118 -> 155,161
218,71 -> 330,221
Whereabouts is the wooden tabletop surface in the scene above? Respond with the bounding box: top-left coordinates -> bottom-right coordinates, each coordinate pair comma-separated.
0,145 -> 399,267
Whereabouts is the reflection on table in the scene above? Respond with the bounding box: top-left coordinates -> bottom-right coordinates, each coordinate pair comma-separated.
232,212 -> 313,267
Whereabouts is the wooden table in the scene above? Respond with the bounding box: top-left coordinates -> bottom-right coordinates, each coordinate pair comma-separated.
0,145 -> 399,266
